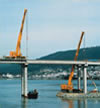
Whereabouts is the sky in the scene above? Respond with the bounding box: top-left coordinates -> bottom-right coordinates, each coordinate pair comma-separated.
0,0 -> 100,59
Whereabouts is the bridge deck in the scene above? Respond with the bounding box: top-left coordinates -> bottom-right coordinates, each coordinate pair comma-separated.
0,59 -> 100,65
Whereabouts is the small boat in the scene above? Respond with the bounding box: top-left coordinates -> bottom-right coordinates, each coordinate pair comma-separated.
90,88 -> 98,93
28,89 -> 38,99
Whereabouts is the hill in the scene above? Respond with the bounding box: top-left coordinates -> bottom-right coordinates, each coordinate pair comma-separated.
0,46 -> 100,75
39,46 -> 100,60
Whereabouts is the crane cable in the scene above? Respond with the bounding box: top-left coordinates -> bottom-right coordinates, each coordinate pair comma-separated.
26,11 -> 28,58
83,35 -> 98,91
87,71 -> 98,91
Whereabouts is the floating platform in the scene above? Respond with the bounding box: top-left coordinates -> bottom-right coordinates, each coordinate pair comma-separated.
56,92 -> 100,99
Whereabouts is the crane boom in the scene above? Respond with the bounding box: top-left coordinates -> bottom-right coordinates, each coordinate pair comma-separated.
61,32 -> 85,91
10,9 -> 27,58
68,32 -> 84,86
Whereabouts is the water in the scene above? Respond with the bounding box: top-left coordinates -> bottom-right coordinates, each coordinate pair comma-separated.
0,79 -> 100,108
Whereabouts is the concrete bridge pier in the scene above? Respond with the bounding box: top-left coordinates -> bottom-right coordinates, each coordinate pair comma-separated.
83,63 -> 88,94
21,63 -> 28,97
77,65 -> 81,90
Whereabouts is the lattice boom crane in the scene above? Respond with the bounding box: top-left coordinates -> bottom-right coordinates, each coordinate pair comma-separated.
9,9 -> 27,58
61,32 -> 85,92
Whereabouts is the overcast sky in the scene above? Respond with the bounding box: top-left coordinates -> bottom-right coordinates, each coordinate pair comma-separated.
0,0 -> 100,59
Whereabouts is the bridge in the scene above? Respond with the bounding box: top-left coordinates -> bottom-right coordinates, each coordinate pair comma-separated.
0,59 -> 100,65
0,59 -> 100,97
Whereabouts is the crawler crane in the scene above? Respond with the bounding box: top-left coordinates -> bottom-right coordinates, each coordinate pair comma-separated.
9,9 -> 27,59
61,32 -> 85,92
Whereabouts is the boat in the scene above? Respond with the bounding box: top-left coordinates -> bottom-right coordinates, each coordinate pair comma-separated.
28,89 -> 38,99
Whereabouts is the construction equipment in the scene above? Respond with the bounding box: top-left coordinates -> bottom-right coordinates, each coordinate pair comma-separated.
61,32 -> 85,92
9,9 -> 27,59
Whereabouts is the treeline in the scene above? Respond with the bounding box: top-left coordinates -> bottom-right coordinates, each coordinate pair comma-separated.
0,46 -> 100,75
39,46 -> 100,60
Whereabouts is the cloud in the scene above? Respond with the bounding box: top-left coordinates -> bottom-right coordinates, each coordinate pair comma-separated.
72,0 -> 81,2
0,0 -> 100,58
72,0 -> 88,2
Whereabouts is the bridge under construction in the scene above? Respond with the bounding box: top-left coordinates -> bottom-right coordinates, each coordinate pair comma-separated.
0,8 -> 100,99
0,59 -> 100,97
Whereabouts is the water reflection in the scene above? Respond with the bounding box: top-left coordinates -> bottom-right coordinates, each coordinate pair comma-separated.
83,99 -> 87,108
21,97 -> 28,108
78,100 -> 81,108
61,99 -> 87,108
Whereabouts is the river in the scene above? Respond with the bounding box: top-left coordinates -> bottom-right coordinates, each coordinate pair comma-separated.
0,79 -> 100,108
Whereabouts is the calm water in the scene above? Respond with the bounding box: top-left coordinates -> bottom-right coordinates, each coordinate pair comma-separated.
0,79 -> 100,108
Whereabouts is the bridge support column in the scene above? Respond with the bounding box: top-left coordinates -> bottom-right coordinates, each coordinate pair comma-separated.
77,65 -> 81,90
83,64 -> 88,94
21,63 -> 28,97
21,67 -> 24,96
